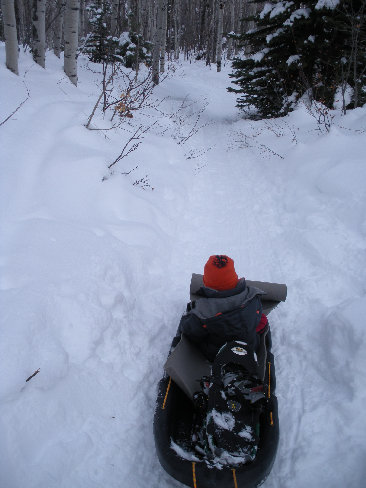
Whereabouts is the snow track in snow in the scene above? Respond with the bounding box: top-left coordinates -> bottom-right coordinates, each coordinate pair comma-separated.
1,49 -> 366,488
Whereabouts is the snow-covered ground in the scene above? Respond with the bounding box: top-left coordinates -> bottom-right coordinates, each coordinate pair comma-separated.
1,45 -> 366,488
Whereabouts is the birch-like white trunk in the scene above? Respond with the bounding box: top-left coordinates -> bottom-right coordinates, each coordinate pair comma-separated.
64,0 -> 79,86
32,0 -> 46,68
216,1 -> 225,72
53,0 -> 65,58
2,0 -> 19,75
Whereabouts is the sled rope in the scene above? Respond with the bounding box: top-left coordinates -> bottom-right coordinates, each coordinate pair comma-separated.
268,362 -> 274,426
162,377 -> 172,410
192,462 -> 197,488
232,469 -> 238,488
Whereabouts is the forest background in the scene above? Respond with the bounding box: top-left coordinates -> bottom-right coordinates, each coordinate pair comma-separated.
1,0 -> 366,120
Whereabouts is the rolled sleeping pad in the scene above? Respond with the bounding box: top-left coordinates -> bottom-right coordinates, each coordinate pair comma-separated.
190,273 -> 287,315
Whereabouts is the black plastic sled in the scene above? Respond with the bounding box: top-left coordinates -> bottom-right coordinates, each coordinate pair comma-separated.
154,275 -> 287,488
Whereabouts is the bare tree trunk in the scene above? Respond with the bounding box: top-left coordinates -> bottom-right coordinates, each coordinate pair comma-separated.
15,0 -> 25,45
111,0 -> 120,36
152,0 -> 163,84
144,0 -> 153,40
127,0 -> 136,31
79,0 -> 85,40
32,0 -> 46,68
64,0 -> 79,86
135,0 -> 141,76
53,0 -> 64,58
226,0 -> 235,59
216,0 -> 225,72
206,0 -> 215,66
174,0 -> 180,60
159,0 -> 167,73
2,0 -> 19,75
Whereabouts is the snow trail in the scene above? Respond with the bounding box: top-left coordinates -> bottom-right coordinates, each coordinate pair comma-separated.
1,50 -> 366,488
157,65 -> 366,488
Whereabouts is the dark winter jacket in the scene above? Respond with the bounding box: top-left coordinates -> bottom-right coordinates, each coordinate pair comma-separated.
178,279 -> 266,362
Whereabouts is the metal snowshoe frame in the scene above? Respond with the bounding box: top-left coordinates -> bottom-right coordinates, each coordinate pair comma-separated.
202,340 -> 267,464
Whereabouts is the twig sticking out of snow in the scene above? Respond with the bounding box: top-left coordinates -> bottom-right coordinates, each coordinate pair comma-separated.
25,368 -> 40,383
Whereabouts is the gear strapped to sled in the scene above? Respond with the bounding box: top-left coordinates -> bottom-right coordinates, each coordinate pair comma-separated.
154,275 -> 285,487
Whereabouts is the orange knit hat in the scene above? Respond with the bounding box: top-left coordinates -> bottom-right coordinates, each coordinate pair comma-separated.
203,255 -> 239,291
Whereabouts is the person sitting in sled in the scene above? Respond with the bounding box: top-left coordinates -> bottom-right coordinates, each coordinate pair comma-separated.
178,255 -> 268,362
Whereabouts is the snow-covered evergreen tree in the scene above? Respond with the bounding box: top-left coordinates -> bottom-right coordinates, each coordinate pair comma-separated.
117,31 -> 151,69
228,0 -> 366,118
84,0 -> 113,63
323,0 -> 366,110
83,0 -> 151,68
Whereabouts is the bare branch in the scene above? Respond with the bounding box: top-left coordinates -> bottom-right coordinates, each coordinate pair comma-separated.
104,121 -> 157,180
85,66 -> 117,129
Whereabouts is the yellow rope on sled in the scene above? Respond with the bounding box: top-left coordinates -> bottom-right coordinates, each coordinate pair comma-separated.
232,469 -> 238,488
268,362 -> 274,426
192,462 -> 197,488
162,376 -> 172,410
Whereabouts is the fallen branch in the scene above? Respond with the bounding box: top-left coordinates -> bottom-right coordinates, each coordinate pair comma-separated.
107,121 -> 156,172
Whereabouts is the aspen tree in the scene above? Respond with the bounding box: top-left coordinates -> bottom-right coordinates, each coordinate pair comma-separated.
64,0 -> 79,86
2,0 -> 19,75
32,0 -> 46,67
216,0 -> 225,72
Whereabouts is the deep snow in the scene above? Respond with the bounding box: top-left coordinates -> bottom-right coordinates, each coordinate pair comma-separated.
1,45 -> 366,488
